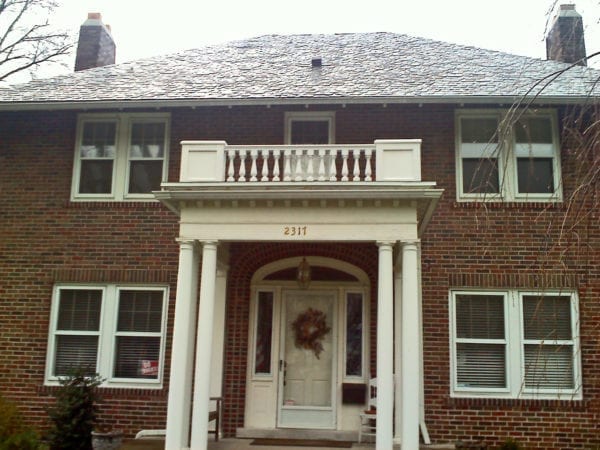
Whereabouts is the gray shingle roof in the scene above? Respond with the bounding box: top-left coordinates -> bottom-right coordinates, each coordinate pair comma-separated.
1,32 -> 599,108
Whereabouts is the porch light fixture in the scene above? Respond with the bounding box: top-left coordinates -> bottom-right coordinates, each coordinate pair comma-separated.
296,257 -> 312,289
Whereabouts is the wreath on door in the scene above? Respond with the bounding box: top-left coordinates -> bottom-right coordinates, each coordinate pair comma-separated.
292,307 -> 331,359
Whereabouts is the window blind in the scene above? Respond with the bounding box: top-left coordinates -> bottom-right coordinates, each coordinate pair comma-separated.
455,294 -> 506,388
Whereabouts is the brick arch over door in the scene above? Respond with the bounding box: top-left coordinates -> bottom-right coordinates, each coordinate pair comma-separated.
222,242 -> 378,436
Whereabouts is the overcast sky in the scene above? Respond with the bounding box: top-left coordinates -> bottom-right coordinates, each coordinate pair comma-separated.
31,0 -> 600,79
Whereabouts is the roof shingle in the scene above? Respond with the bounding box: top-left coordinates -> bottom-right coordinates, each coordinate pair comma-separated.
1,32 -> 598,107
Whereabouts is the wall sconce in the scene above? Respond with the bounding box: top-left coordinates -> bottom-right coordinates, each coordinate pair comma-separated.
296,257 -> 311,289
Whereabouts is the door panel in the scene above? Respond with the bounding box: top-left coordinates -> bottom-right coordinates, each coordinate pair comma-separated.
278,290 -> 336,428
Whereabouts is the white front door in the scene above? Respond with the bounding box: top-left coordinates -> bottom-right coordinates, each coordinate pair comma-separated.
277,290 -> 337,429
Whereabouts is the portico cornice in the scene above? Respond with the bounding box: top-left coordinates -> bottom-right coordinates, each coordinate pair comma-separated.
156,183 -> 443,238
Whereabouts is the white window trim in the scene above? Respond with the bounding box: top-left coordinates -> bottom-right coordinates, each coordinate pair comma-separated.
45,284 -> 169,389
71,113 -> 171,202
455,109 -> 563,202
284,111 -> 336,144
449,289 -> 581,400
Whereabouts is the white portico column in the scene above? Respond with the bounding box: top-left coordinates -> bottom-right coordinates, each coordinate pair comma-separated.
166,240 -> 199,450
190,241 -> 219,450
401,241 -> 420,450
376,241 -> 395,450
393,263 -> 402,444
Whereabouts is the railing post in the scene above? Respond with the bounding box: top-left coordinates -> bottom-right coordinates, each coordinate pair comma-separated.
374,139 -> 422,182
180,141 -> 227,182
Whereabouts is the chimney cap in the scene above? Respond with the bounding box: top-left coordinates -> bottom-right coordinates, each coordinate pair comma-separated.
556,3 -> 582,17
311,57 -> 322,68
81,12 -> 112,35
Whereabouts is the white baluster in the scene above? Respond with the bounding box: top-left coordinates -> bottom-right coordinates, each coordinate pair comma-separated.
329,150 -> 338,181
352,149 -> 360,181
341,149 -> 349,181
238,151 -> 247,182
250,149 -> 258,182
227,150 -> 235,182
365,148 -> 373,182
273,150 -> 281,182
260,150 -> 268,181
283,149 -> 292,182
295,150 -> 304,182
306,149 -> 314,181
318,149 -> 326,181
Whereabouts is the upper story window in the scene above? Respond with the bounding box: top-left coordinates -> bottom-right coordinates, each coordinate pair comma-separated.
450,289 -> 581,400
72,113 -> 170,201
285,111 -> 335,144
46,284 -> 168,388
456,111 -> 562,202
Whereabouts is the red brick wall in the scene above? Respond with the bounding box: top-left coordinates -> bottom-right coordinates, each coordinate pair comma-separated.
0,104 -> 598,449
0,110 -> 177,434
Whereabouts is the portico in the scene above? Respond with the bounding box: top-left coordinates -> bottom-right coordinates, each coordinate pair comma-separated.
155,139 -> 442,450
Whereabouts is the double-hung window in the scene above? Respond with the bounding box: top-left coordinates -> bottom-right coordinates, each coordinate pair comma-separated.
456,111 -> 561,201
73,113 -> 170,200
450,290 -> 580,399
46,285 -> 168,388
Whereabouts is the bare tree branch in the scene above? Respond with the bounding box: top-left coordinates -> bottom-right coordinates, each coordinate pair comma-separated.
0,0 -> 73,82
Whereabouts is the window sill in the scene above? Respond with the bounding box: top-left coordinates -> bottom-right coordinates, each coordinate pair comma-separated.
65,200 -> 165,209
38,384 -> 167,397
453,201 -> 566,210
447,396 -> 586,410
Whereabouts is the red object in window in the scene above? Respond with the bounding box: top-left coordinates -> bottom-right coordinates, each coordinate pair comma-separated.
139,360 -> 158,376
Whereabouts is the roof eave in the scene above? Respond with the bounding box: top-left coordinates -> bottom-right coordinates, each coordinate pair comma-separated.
0,94 -> 597,111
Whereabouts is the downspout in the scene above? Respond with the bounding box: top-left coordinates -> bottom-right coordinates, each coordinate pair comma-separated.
417,242 -> 431,444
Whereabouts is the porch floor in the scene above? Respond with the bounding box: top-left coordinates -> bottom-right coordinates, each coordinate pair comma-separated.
121,438 -> 456,449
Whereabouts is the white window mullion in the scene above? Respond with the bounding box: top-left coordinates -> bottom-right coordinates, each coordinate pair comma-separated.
113,119 -> 128,200
507,291 -> 522,397
98,285 -> 116,381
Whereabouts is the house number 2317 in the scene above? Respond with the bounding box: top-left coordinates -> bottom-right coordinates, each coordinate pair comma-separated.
284,226 -> 308,236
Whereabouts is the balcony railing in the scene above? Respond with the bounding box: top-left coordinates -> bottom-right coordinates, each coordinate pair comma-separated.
179,140 -> 422,183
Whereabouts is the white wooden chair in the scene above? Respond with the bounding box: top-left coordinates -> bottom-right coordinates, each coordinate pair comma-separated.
358,377 -> 377,443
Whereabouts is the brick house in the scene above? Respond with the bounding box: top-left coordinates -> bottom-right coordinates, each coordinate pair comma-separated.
0,6 -> 599,450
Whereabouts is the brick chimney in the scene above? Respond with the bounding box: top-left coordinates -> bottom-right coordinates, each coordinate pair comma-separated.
546,4 -> 587,66
74,13 -> 116,71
